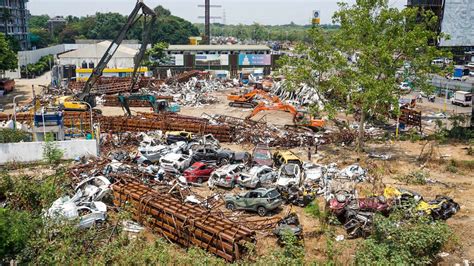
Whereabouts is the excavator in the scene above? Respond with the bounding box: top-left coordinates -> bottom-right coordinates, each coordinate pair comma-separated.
245,102 -> 325,130
227,89 -> 281,108
118,94 -> 171,116
63,0 -> 156,111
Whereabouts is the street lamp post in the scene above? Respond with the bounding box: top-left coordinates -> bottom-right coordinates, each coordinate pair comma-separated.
12,95 -> 22,130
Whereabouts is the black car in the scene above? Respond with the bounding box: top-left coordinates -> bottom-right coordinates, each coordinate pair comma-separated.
192,146 -> 250,165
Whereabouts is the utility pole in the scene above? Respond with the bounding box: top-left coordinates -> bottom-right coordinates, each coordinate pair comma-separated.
198,1 -> 222,44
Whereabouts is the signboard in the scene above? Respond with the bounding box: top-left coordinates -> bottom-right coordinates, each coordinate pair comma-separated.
159,54 -> 184,66
238,54 -> 271,66
312,10 -> 321,25
195,54 -> 228,66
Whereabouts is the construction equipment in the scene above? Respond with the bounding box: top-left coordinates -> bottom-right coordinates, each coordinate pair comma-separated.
118,94 -> 174,116
227,89 -> 280,108
246,102 -> 325,130
55,96 -> 89,111
76,0 -> 157,108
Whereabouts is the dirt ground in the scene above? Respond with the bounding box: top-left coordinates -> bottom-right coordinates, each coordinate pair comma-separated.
2,77 -> 473,263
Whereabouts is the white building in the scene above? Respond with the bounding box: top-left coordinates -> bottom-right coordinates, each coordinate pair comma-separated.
58,40 -> 138,69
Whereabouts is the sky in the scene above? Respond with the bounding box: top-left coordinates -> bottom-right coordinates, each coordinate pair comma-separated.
28,0 -> 406,25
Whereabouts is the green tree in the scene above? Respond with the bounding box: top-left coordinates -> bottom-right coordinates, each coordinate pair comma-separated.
28,15 -> 50,29
279,0 -> 450,151
0,33 -> 17,72
144,42 -> 169,67
250,23 -> 266,42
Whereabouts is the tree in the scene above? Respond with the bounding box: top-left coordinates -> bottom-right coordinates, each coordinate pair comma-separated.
250,23 -> 265,42
0,33 -> 17,73
144,42 -> 169,67
279,0 -> 449,151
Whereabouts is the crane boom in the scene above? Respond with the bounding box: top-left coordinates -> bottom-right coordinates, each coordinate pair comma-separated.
77,1 -> 157,106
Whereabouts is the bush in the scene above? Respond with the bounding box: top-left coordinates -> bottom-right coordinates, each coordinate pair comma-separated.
20,54 -> 54,78
43,133 -> 64,165
355,212 -> 453,265
0,208 -> 39,262
394,170 -> 428,185
0,128 -> 30,143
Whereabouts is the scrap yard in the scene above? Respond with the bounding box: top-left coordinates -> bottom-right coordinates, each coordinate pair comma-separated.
0,0 -> 473,264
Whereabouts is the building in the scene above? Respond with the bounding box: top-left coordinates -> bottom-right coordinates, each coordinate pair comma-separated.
407,0 -> 474,63
158,44 -> 277,77
47,16 -> 66,38
58,40 -> 149,80
0,0 -> 30,50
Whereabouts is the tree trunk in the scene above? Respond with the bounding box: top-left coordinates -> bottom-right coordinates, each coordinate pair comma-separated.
357,109 -> 365,152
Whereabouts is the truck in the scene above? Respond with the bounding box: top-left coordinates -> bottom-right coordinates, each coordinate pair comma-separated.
0,78 -> 15,95
451,91 -> 472,107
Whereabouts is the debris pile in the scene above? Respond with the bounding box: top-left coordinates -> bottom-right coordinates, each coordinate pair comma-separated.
112,181 -> 256,262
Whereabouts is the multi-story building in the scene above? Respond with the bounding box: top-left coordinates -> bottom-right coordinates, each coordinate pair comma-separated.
407,0 -> 474,64
0,0 -> 30,51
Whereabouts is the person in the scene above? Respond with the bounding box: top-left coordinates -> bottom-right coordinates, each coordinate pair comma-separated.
307,146 -> 312,161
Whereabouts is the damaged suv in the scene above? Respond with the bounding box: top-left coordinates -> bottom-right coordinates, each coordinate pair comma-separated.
208,164 -> 246,188
225,188 -> 283,216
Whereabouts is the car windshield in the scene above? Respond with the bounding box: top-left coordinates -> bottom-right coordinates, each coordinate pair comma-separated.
287,159 -> 300,165
266,190 -> 280,198
254,152 -> 269,159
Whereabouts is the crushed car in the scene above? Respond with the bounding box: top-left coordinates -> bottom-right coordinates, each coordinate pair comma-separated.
192,146 -> 250,165
237,165 -> 275,189
276,163 -> 303,187
208,164 -> 246,189
159,153 -> 192,173
225,188 -> 283,216
273,212 -> 303,243
182,162 -> 216,183
252,143 -> 273,167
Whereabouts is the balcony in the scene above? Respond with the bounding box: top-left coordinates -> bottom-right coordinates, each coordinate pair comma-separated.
407,0 -> 443,7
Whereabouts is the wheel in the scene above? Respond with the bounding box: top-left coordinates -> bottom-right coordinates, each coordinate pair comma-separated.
226,202 -> 235,211
219,158 -> 229,166
197,177 -> 203,184
257,206 -> 267,217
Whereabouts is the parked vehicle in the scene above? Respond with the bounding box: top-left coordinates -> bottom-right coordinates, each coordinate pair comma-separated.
273,150 -> 303,167
276,163 -> 303,187
159,153 -> 192,173
183,162 -> 216,183
208,164 -> 246,188
224,188 -> 283,216
166,131 -> 193,144
451,91 -> 472,107
192,146 -> 249,165
252,144 -> 273,167
237,165 -> 275,188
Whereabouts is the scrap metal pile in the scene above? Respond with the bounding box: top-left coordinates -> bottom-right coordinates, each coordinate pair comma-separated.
270,81 -> 325,109
68,77 -> 161,94
113,181 -> 255,261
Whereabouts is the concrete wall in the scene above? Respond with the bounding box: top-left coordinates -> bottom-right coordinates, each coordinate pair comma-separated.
18,44 -> 67,66
0,139 -> 98,164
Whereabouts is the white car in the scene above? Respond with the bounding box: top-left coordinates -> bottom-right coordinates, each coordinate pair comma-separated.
465,62 -> 474,69
237,165 -> 275,188
137,141 -> 187,163
276,163 -> 303,187
159,153 -> 192,173
302,163 -> 326,182
208,164 -> 246,189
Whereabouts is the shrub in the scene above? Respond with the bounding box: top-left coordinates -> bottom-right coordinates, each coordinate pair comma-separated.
355,212 -> 453,265
0,208 -> 39,262
394,170 -> 428,185
0,128 -> 30,143
42,133 -> 63,165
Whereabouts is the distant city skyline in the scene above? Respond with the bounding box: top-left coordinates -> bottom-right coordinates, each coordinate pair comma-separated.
28,0 -> 406,25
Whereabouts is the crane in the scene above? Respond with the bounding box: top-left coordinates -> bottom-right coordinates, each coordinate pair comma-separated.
245,102 -> 325,130
76,0 -> 157,108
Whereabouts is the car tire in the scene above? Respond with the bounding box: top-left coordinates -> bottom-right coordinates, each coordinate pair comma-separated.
226,202 -> 236,211
219,158 -> 229,166
197,177 -> 203,184
257,206 -> 267,216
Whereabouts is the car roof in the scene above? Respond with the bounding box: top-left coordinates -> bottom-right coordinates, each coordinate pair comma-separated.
191,162 -> 206,167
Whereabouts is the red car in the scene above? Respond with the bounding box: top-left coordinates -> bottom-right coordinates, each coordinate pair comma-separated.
183,162 -> 216,183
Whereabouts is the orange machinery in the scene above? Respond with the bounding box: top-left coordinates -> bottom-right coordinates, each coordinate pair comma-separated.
227,89 -> 281,108
245,102 -> 325,129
